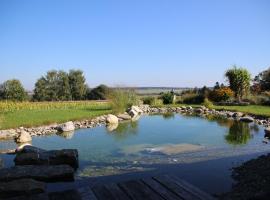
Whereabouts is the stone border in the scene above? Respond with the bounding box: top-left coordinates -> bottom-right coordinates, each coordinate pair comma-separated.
1,105 -> 270,143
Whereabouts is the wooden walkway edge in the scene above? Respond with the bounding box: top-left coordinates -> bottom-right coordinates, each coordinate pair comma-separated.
79,175 -> 216,200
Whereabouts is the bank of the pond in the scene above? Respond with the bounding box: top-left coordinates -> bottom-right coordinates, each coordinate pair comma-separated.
0,101 -> 111,130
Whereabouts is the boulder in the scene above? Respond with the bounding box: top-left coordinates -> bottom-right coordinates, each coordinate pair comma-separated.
14,149 -> 79,169
0,165 -> 74,182
16,144 -> 45,154
130,106 -> 143,114
128,109 -> 138,117
240,116 -> 254,123
117,113 -> 132,120
16,131 -> 32,143
106,114 -> 119,124
0,179 -> 46,198
57,121 -> 75,132
233,112 -> 244,118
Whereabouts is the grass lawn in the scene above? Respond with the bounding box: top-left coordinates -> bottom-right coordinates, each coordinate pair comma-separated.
161,103 -> 270,117
0,101 -> 111,129
212,105 -> 270,117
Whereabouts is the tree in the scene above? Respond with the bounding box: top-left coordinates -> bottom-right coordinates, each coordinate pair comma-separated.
225,66 -> 251,102
254,67 -> 270,92
33,70 -> 72,101
214,82 -> 220,90
68,70 -> 87,100
0,79 -> 27,101
86,84 -> 111,100
209,87 -> 234,102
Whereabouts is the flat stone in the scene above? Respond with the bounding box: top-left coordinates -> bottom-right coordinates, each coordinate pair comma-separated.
0,179 -> 46,198
0,165 -> 74,182
14,149 -> 79,169
117,113 -> 132,120
240,116 -> 254,123
16,145 -> 46,154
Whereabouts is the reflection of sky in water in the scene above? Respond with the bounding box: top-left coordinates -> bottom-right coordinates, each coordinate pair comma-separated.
1,114 -> 270,194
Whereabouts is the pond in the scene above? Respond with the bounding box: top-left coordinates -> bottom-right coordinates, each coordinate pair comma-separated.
1,113 -> 270,195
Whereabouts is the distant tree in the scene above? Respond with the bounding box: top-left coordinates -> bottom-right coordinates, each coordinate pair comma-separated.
0,79 -> 27,101
254,67 -> 270,92
68,70 -> 87,100
225,66 -> 251,102
214,82 -> 220,90
33,77 -> 48,101
86,84 -> 111,100
199,86 -> 210,98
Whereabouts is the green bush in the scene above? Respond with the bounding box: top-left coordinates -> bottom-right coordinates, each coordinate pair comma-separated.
202,98 -> 213,109
161,92 -> 175,104
109,89 -> 140,114
142,96 -> 155,105
183,94 -> 204,104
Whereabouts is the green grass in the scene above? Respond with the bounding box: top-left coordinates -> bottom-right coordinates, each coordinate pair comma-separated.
0,101 -> 111,129
212,105 -> 270,117
161,103 -> 270,117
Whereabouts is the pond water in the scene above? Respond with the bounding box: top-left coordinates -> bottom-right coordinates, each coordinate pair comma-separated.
1,113 -> 270,195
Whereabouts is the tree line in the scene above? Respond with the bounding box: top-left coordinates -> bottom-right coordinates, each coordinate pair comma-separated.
0,66 -> 270,102
0,69 -> 111,101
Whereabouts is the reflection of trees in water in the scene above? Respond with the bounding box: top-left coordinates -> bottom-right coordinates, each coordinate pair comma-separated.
109,121 -> 138,140
162,113 -> 175,120
206,115 -> 234,128
225,122 -> 252,145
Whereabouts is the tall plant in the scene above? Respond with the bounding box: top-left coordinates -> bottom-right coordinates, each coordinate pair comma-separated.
225,66 -> 251,102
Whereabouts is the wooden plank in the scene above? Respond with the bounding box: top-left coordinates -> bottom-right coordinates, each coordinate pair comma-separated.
153,176 -> 200,200
141,177 -> 183,200
92,185 -> 114,200
104,183 -> 131,200
169,175 -> 216,200
78,186 -> 98,200
118,180 -> 164,200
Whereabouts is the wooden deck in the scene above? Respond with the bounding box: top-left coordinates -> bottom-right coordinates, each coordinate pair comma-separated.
78,175 -> 216,200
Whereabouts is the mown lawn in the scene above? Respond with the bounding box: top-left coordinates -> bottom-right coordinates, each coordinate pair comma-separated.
212,105 -> 270,117
0,101 -> 111,129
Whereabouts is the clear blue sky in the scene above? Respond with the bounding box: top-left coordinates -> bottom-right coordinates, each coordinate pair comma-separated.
0,0 -> 269,90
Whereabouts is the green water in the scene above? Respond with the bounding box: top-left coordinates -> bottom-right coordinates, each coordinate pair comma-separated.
1,113 -> 270,194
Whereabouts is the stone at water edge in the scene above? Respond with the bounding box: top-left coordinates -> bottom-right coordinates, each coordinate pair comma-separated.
16,144 -> 45,153
0,179 -> 46,198
128,109 -> 138,118
0,165 -> 74,182
106,123 -> 119,132
106,114 -> 119,124
15,149 -> 79,169
0,129 -> 17,140
240,116 -> 254,123
117,113 -> 132,120
16,131 -> 32,143
130,106 -> 143,114
57,121 -> 75,132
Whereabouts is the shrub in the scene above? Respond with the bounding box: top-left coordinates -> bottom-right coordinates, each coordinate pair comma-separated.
209,87 -> 234,102
86,84 -> 112,100
142,96 -> 155,105
109,89 -> 140,114
202,98 -> 213,109
183,94 -> 204,104
161,92 -> 175,104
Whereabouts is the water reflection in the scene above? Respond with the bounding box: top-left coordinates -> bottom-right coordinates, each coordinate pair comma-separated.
225,122 -> 252,145
57,131 -> 75,139
162,112 -> 175,120
107,121 -> 138,140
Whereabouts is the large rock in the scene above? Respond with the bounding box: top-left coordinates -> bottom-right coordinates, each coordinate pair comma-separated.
264,127 -> 270,137
233,112 -> 244,118
16,131 -> 32,143
0,165 -> 74,182
117,113 -> 132,120
15,149 -> 79,169
57,121 -> 75,132
106,114 -> 119,124
16,144 -> 45,154
0,179 -> 46,198
240,116 -> 254,123
127,106 -> 143,117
